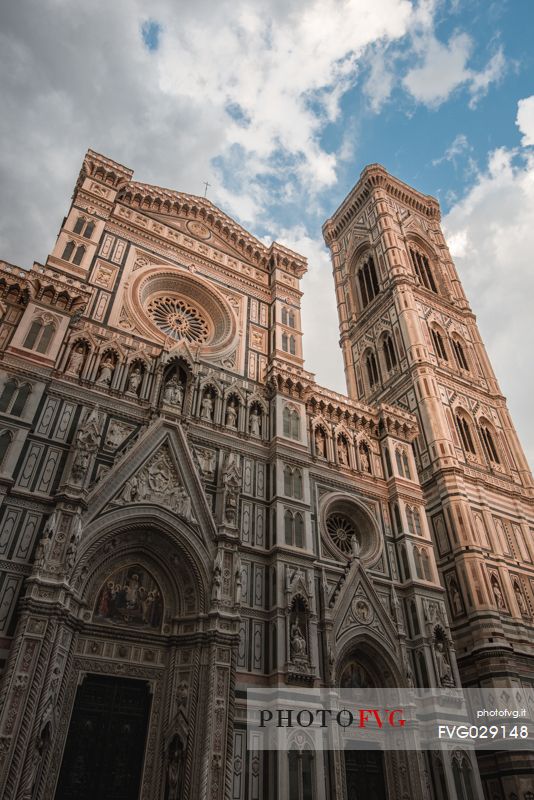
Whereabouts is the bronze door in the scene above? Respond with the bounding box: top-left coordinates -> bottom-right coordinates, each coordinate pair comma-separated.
345,750 -> 386,800
55,674 -> 151,800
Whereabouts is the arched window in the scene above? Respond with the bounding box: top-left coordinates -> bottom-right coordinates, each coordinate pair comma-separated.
72,244 -> 86,266
83,220 -> 95,239
283,406 -> 300,440
452,338 -> 469,371
395,448 -> 411,479
284,465 -> 303,498
282,332 -> 288,352
479,423 -> 500,464
284,465 -> 293,495
288,746 -> 314,800
36,322 -> 55,354
357,255 -> 380,309
455,413 -> 476,454
0,430 -> 13,465
393,503 -> 402,534
284,510 -> 305,549
431,328 -> 448,361
61,240 -> 76,261
294,469 -> 303,499
0,380 -> 18,413
409,600 -> 420,635
406,506 -> 416,535
284,510 -> 294,545
23,319 -> 43,349
23,318 -> 56,354
382,333 -> 397,371
289,335 -> 296,355
400,545 -> 410,579
383,447 -> 392,477
73,216 -> 85,234
288,310 -> 295,328
452,753 -> 476,800
421,549 -> 432,581
409,247 -> 438,293
281,307 -> 288,325
0,380 -> 31,417
10,384 -> 31,416
294,513 -> 304,548
413,507 -> 422,536
365,351 -> 380,388
414,547 -> 424,579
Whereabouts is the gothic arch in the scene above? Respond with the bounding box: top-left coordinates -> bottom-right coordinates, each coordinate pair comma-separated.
334,632 -> 403,687
74,507 -> 212,617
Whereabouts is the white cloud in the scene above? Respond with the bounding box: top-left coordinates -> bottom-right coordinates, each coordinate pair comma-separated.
432,133 -> 470,165
403,32 -> 505,108
516,96 -> 534,147
0,0 -> 417,269
443,139 -> 534,467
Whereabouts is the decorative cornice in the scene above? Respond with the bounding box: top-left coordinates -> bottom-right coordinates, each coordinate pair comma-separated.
323,163 -> 441,243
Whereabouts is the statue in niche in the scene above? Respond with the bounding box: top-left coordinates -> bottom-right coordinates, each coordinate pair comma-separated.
165,735 -> 184,800
289,597 -> 308,663
71,406 -> 102,483
222,452 -> 241,527
127,365 -> 142,396
34,529 -> 52,570
65,343 -> 85,376
359,443 -> 371,473
211,557 -> 222,603
290,622 -> 307,659
350,534 -> 360,559
234,552 -> 243,606
448,578 -> 463,616
163,375 -> 183,407
225,400 -> 238,428
176,682 -> 188,709
491,576 -> 506,610
96,356 -> 115,386
249,406 -> 261,437
314,428 -> 326,458
434,639 -> 455,687
338,438 -> 349,465
514,581 -> 528,616
201,392 -> 214,421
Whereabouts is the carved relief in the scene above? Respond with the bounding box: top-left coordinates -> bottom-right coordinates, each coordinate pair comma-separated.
115,447 -> 195,523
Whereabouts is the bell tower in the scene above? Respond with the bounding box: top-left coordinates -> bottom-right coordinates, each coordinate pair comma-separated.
323,164 -> 534,797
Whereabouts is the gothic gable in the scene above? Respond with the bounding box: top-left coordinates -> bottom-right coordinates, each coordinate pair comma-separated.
332,561 -> 398,650
85,419 -> 217,545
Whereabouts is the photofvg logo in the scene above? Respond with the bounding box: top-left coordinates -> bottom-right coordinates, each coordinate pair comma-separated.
259,707 -> 406,730
246,688 -> 534,752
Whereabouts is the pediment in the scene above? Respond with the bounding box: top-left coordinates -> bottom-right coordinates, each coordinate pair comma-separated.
85,419 -> 217,545
332,561 -> 398,649
145,212 -> 255,265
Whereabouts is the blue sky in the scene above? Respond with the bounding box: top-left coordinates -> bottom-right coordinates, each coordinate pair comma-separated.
0,0 -> 533,463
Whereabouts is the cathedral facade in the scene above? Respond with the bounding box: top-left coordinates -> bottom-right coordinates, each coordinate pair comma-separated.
0,150 -> 531,800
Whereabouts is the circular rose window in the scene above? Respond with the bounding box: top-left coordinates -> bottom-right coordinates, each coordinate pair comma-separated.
130,269 -> 238,355
147,296 -> 209,343
326,513 -> 356,554
321,493 -> 382,565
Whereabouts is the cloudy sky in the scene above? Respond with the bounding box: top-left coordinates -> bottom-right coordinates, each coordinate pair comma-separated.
0,0 -> 533,465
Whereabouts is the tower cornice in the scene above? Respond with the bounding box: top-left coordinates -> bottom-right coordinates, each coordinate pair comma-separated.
323,163 -> 441,244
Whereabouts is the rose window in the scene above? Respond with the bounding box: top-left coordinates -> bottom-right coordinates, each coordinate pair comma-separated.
326,513 -> 357,554
146,296 -> 209,343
